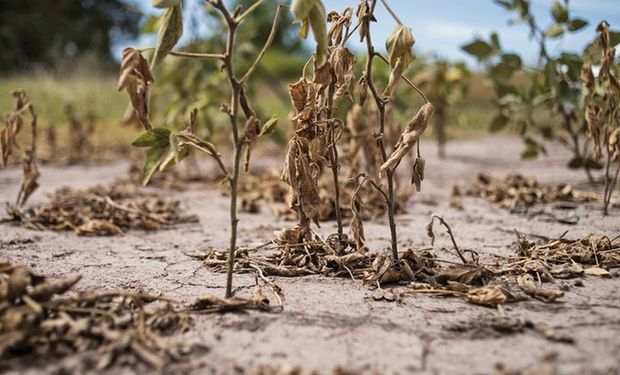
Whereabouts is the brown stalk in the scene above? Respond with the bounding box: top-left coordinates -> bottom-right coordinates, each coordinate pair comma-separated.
427,215 -> 468,265
326,70 -> 344,238
362,0 -> 398,260
205,0 -> 284,298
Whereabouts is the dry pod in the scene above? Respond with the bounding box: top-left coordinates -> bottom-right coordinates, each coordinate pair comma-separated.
411,157 -> 425,192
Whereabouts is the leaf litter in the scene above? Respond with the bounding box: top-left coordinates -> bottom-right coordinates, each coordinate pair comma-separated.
193,212 -> 619,315
466,173 -> 603,213
0,261 -> 204,371
6,179 -> 198,235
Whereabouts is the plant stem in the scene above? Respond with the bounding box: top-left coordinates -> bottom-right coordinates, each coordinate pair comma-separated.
430,215 -> 468,264
210,0 -> 242,298
325,76 -> 343,238
363,0 -> 398,260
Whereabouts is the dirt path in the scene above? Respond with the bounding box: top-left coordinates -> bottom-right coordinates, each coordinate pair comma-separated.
1,136 -> 619,374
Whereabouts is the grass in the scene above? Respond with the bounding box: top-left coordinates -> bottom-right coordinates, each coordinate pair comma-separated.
0,70 -> 500,161
0,74 -> 140,162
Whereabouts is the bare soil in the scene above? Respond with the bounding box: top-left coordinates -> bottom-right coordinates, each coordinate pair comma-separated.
1,136 -> 619,375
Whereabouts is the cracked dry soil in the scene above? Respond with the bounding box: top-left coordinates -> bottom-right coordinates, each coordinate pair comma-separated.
1,136 -> 619,374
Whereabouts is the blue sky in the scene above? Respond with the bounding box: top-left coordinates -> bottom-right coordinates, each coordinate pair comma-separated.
123,0 -> 620,65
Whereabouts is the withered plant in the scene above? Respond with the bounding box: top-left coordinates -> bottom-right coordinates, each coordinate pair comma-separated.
582,22 -> 620,215
280,0 -> 433,261
415,59 -> 470,159
0,90 -> 39,207
119,0 -> 284,298
64,103 -> 95,164
462,0 -> 619,181
358,0 -> 432,259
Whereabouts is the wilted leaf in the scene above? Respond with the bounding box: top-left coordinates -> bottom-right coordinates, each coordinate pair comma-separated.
584,267 -> 610,277
436,264 -> 485,285
517,274 -> 564,302
291,0 -> 328,67
380,103 -> 433,177
329,46 -> 355,101
118,48 -> 154,130
466,285 -> 508,306
384,25 -> 415,97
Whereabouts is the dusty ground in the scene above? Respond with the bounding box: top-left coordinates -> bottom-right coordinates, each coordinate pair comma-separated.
1,136 -> 619,375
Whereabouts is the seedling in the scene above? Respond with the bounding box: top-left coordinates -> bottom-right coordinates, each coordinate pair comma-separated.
119,0 -> 285,298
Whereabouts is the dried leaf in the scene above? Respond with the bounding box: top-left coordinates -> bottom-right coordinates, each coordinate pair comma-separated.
384,25 -> 415,97
466,285 -> 508,306
118,48 -> 154,130
584,267 -> 610,277
517,274 -> 564,302
329,46 -> 355,101
380,103 -> 433,177
436,264 -> 485,285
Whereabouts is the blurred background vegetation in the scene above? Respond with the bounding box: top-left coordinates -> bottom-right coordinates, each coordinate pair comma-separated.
0,0 -> 525,162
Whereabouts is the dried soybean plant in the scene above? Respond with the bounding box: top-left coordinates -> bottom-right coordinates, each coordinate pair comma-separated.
278,1 -> 357,244
0,90 -> 39,207
277,0 -> 432,262
118,0 -> 285,298
582,21 -> 620,215
0,262 -> 199,370
359,0 -> 433,260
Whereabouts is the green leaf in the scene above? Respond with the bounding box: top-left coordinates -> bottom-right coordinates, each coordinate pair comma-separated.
141,145 -> 169,186
141,15 -> 162,33
491,62 -> 517,80
493,0 -> 515,10
551,1 -> 568,23
489,114 -> 509,132
132,128 -> 171,147
152,5 -> 183,67
461,39 -> 495,60
568,18 -> 588,32
152,0 -> 180,8
260,116 -> 279,136
491,32 -> 502,50
545,24 -> 564,38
